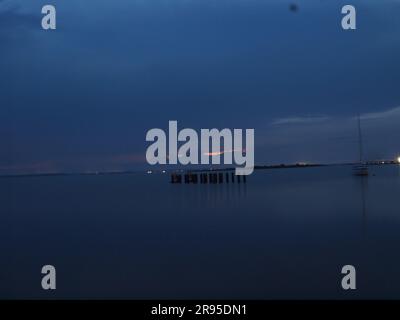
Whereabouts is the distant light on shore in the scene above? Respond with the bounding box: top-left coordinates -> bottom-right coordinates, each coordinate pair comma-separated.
397,157 -> 400,164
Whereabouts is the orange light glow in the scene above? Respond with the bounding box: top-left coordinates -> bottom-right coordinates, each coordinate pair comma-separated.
203,149 -> 244,156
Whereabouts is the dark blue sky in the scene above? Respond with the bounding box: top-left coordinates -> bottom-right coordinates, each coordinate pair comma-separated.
1,0 -> 400,174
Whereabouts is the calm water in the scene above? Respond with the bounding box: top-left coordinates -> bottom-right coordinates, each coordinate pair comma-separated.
1,165 -> 400,299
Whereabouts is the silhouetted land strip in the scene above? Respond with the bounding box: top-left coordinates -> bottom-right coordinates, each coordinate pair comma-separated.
1,161 -> 398,178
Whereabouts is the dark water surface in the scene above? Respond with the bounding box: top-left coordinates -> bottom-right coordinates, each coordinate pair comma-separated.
1,165 -> 400,299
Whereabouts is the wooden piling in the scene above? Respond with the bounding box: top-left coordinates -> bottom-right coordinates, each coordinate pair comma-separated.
171,171 -> 246,185
170,173 -> 182,183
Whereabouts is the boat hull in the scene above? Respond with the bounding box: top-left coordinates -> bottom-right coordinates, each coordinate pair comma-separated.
353,165 -> 369,176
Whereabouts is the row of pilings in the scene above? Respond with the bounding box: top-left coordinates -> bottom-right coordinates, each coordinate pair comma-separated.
170,171 -> 246,184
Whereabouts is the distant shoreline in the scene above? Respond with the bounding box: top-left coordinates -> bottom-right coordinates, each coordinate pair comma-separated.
1,161 -> 398,179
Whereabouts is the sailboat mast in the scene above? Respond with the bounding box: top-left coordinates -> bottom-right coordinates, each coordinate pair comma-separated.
357,114 -> 363,163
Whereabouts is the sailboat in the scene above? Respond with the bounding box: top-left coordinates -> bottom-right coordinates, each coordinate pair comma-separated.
353,114 -> 369,176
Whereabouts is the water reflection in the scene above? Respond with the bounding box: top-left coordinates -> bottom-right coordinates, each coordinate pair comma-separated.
167,175 -> 248,212
359,176 -> 368,233
3,165 -> 400,299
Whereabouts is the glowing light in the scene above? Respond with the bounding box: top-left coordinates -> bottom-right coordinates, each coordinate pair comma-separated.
203,149 -> 243,156
397,157 -> 400,163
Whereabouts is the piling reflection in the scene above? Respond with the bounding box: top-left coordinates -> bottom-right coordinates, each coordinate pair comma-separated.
170,171 -> 248,208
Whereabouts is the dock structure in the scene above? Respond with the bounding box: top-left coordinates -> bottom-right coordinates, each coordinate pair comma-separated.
170,171 -> 247,185
209,173 -> 215,184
